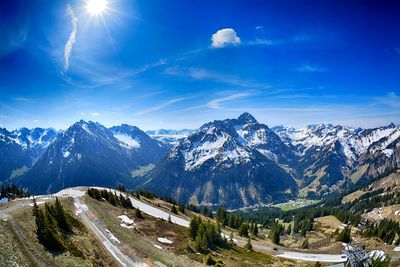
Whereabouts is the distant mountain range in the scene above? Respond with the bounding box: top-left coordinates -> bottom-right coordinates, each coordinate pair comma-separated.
1,113 -> 399,208
146,129 -> 195,146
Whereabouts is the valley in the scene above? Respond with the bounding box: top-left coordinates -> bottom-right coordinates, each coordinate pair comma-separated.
0,112 -> 399,266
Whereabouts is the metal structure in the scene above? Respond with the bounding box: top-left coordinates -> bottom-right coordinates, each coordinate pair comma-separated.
344,246 -> 370,267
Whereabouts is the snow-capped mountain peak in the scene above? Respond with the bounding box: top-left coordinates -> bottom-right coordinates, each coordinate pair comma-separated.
176,126 -> 253,171
237,112 -> 258,125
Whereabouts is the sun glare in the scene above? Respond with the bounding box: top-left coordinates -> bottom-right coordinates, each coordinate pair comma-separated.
86,0 -> 107,16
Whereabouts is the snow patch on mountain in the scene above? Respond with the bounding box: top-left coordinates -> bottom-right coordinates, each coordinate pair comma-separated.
114,133 -> 141,149
81,123 -> 92,135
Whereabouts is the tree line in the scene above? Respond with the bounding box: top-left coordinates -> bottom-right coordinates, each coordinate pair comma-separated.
1,184 -> 28,199
87,188 -> 133,209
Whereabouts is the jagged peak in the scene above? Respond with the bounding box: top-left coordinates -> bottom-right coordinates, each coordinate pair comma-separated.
386,122 -> 396,128
237,112 -> 257,124
112,124 -> 140,131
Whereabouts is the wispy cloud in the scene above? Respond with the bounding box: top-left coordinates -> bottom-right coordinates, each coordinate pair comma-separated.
64,58 -> 167,89
0,20 -> 29,59
296,64 -> 328,73
246,38 -> 276,46
165,67 -> 269,89
136,96 -> 194,115
207,93 -> 253,109
64,5 -> 78,70
372,92 -> 400,108
13,97 -> 33,102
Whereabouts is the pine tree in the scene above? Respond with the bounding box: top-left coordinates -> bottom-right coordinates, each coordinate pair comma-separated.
53,197 -> 72,233
336,226 -> 351,243
135,208 -> 143,219
238,223 -> 249,237
178,203 -> 185,214
252,223 -> 258,236
171,205 -> 178,214
195,223 -> 208,252
286,224 -> 292,235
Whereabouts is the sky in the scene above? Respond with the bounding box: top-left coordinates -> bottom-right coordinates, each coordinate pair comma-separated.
0,0 -> 399,130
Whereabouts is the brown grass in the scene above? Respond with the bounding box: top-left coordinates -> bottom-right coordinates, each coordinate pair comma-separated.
9,197 -> 118,267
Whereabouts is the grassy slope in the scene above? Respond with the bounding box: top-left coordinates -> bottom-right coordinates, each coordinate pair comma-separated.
7,197 -> 118,267
0,220 -> 31,267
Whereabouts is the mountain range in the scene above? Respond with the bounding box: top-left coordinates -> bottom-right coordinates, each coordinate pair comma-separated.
1,113 -> 399,208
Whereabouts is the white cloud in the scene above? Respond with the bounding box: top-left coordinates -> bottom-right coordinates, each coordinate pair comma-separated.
91,112 -> 99,116
211,28 -> 240,48
255,25 -> 264,30
33,119 -> 39,123
64,5 -> 78,70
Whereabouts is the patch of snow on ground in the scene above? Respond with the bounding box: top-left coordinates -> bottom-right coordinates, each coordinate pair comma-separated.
395,210 -> 400,216
29,201 -> 45,206
394,247 -> 400,252
154,244 -> 162,250
118,215 -> 134,225
74,201 -> 88,215
120,224 -> 134,229
221,233 -> 238,243
53,187 -> 86,198
105,228 -> 121,244
157,237 -> 173,244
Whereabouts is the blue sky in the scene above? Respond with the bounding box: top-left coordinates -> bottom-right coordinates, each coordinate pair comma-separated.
0,0 -> 399,130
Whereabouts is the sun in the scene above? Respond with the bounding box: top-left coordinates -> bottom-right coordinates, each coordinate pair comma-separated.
86,0 -> 108,16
